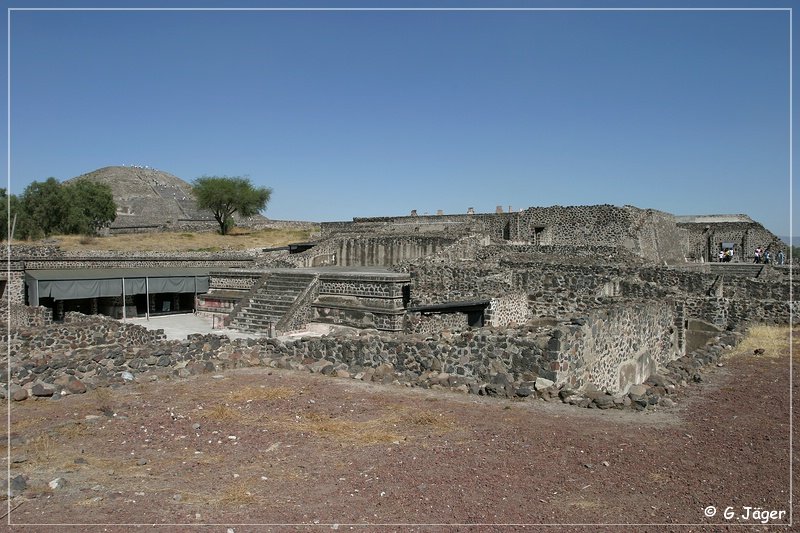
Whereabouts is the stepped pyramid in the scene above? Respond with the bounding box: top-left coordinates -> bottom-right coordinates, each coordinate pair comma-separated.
67,166 -> 268,230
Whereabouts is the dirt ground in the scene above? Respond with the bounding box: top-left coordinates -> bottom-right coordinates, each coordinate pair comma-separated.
3,328 -> 797,532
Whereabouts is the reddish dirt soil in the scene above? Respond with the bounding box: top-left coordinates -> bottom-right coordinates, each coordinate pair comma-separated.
3,330 -> 797,532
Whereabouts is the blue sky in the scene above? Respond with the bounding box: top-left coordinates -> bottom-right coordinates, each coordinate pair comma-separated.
3,1 -> 795,237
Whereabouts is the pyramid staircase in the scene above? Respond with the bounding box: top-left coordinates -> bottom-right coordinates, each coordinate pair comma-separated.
230,271 -> 318,334
707,263 -> 765,278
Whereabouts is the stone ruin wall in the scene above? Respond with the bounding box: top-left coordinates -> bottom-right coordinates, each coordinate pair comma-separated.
311,274 -> 409,332
557,301 -> 680,393
321,205 -> 697,264
0,302 -> 53,329
6,297 -> 680,396
5,312 -> 167,361
404,311 -> 469,335
486,293 -> 531,327
333,235 -> 460,268
404,259 -> 796,329
679,222 -> 785,262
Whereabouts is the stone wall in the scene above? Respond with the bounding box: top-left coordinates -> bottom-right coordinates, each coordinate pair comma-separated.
404,311 -> 468,335
6,297 -> 680,398
208,270 -> 263,291
22,256 -> 254,270
678,221 -> 784,262
486,293 -> 531,327
311,272 -> 411,331
0,302 -> 53,329
555,301 -> 680,394
333,235 -> 459,267
9,312 -> 166,358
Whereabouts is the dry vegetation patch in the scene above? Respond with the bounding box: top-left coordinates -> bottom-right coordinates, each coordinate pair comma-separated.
724,324 -> 796,361
48,227 -> 318,252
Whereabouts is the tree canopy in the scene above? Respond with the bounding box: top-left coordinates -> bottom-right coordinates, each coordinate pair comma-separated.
192,176 -> 272,235
2,178 -> 116,240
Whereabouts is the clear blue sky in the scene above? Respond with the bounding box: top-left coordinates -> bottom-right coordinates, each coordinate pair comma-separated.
4,1 -> 795,237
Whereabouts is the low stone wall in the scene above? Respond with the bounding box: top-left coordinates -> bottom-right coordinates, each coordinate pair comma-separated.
686,296 -> 796,328
208,270 -> 263,291
6,296 -> 679,401
404,311 -> 468,335
9,312 -> 167,357
0,302 -> 53,329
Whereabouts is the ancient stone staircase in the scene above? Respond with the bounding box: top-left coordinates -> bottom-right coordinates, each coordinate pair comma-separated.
230,271 -> 317,333
707,263 -> 765,278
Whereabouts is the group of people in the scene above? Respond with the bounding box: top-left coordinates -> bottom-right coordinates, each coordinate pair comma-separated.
718,246 -> 787,265
753,247 -> 786,265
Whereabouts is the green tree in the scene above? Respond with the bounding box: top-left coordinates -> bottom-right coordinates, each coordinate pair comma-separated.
192,176 -> 272,235
18,177 -> 66,239
63,180 -> 117,235
12,178 -> 117,239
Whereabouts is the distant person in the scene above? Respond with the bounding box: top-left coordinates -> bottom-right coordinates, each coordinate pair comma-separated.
718,250 -> 725,262
764,250 -> 771,264
754,247 -> 762,263
725,249 -> 733,262
777,249 -> 785,265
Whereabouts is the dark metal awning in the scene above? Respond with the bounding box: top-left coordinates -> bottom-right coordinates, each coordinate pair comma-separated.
25,267 -> 222,306
408,300 -> 490,313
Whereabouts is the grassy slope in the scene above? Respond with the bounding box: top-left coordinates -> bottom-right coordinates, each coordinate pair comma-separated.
41,227 -> 319,253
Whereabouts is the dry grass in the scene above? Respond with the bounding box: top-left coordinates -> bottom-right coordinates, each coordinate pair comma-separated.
47,227 -> 318,253
226,385 -> 296,403
217,482 -> 258,505
92,387 -> 115,414
286,407 -> 455,445
726,325 -> 795,360
202,404 -> 242,422
28,434 -> 58,461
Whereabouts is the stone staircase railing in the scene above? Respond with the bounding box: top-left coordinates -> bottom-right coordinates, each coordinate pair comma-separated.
223,274 -> 270,327
275,275 -> 320,333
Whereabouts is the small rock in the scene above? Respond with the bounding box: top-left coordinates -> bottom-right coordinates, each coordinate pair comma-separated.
192,423 -> 201,431
136,459 -> 148,466
534,377 -> 554,391
31,383 -> 56,397
11,386 -> 28,402
120,372 -> 135,382
65,377 -> 87,394
49,477 -> 68,490
3,474 -> 28,497
659,397 -> 675,408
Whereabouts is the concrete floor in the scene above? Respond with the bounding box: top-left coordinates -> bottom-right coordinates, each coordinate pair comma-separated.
127,313 -> 331,341
127,313 -> 265,341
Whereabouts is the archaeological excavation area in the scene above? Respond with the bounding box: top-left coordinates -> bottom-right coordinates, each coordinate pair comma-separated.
2,204 -> 794,405
1,203 -> 796,528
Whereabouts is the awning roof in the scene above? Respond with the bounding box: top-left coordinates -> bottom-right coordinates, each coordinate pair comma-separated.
25,267 -> 222,304
25,267 -> 221,281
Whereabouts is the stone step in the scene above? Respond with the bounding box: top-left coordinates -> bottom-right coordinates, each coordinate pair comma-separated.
708,264 -> 764,277
239,308 -> 286,319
